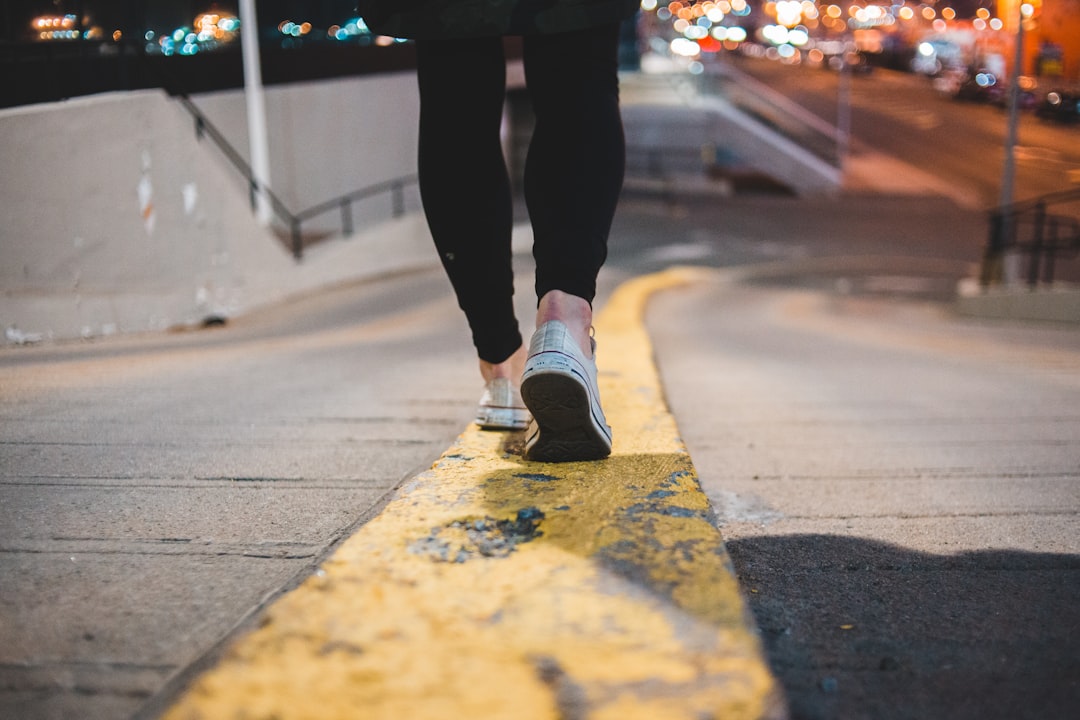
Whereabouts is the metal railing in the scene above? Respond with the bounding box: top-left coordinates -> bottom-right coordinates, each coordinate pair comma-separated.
981,187 -> 1080,287
177,95 -> 417,260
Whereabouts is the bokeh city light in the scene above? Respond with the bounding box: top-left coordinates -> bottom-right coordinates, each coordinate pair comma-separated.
22,5 -> 380,53
9,1 -> 1077,89
635,0 -> 1074,85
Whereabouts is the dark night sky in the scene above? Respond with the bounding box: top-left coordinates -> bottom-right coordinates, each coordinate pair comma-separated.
2,0 -> 1003,43
2,1 -> 365,40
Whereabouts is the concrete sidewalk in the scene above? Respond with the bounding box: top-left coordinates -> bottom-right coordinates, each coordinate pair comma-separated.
0,266 -> 486,719
3,187 -> 1079,719
152,269 -> 786,720
3,72 -> 1080,716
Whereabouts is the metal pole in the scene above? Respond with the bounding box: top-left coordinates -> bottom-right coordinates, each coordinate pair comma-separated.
1028,201 -> 1046,287
837,52 -> 851,172
292,219 -> 303,260
342,200 -> 354,237
239,0 -> 273,226
999,8 -> 1025,209
1043,216 -> 1057,285
393,182 -> 405,217
998,5 -> 1025,283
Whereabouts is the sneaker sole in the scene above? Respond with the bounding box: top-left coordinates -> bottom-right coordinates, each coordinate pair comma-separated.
521,372 -> 611,462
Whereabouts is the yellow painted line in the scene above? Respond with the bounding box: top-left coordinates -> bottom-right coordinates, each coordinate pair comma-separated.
162,267 -> 785,720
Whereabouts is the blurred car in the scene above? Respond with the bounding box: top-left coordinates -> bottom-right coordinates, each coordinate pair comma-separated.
932,68 -> 966,95
954,69 -> 1005,104
1036,90 -> 1080,124
990,75 -> 1041,111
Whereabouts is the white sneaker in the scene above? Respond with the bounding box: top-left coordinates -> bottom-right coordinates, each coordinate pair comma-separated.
475,377 -> 531,431
520,320 -> 612,462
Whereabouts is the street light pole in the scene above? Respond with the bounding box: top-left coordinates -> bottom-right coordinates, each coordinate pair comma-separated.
999,6 -> 1025,212
996,4 -> 1026,284
239,0 -> 273,226
837,49 -> 852,172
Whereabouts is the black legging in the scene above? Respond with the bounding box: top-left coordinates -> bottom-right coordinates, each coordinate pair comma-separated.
415,24 -> 626,365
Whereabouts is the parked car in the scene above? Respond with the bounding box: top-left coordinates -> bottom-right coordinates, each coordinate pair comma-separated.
1036,90 -> 1080,124
953,69 -> 1004,104
990,75 -> 1041,111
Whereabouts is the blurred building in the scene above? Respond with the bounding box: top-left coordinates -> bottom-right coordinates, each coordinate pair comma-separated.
1002,0 -> 1080,82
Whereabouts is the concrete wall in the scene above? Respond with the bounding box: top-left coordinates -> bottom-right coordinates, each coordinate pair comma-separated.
191,73 -> 421,219
619,71 -> 843,197
1,72 -> 433,345
1,64 -> 845,346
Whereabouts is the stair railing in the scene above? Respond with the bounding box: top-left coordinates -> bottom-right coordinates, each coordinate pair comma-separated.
982,187 -> 1080,287
177,94 -> 418,260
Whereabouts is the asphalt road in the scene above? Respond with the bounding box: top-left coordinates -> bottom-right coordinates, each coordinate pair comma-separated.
650,273 -> 1080,720
727,55 -> 1080,207
613,193 -> 1080,720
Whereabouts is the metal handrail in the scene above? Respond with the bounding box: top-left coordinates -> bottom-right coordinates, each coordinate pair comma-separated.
177,95 -> 295,223
982,187 -> 1080,287
177,94 -> 418,260
293,175 -> 418,238
996,186 -> 1080,216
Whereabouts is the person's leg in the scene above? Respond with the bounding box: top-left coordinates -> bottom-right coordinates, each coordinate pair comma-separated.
519,24 -> 626,460
522,23 -> 626,355
415,36 -> 523,371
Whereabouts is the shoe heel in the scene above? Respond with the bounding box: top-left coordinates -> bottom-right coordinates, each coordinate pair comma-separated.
521,321 -> 612,462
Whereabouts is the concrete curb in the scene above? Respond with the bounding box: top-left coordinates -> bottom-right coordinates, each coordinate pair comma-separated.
955,279 -> 1080,324
158,268 -> 785,720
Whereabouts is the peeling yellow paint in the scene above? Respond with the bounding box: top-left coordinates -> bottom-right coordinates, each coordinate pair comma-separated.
161,267 -> 785,720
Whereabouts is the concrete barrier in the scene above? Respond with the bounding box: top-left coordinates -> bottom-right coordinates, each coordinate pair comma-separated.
1,73 -> 432,345
956,279 -> 1080,324
619,71 -> 842,197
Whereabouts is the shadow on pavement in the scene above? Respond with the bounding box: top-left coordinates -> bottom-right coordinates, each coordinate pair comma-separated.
726,534 -> 1080,720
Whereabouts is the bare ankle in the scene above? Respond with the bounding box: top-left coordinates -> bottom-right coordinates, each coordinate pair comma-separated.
479,345 -> 527,384
536,290 -> 593,358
